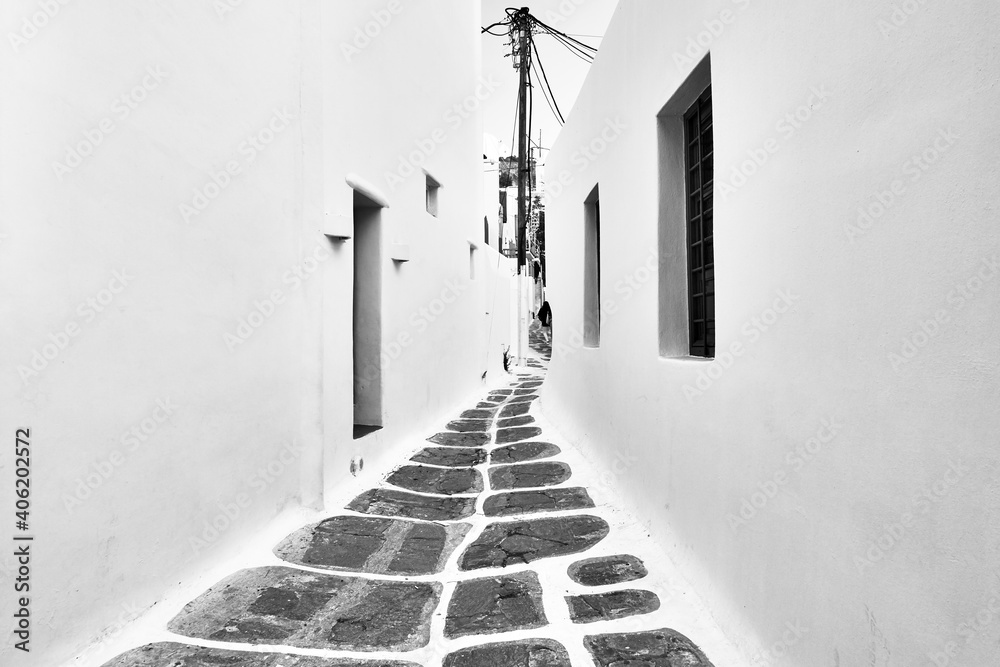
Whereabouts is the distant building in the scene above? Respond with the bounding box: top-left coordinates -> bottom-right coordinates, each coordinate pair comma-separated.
499,154 -> 538,191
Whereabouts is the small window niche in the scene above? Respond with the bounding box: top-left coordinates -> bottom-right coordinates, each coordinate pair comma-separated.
352,189 -> 385,438
657,54 -> 714,358
583,184 -> 601,348
425,172 -> 441,217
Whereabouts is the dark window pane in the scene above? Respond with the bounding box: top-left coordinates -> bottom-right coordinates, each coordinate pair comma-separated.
685,85 -> 714,358
687,115 -> 699,138
691,268 -> 704,294
689,219 -> 702,242
692,320 -> 705,343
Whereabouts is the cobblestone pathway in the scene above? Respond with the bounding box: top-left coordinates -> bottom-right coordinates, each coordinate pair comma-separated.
100,332 -> 719,666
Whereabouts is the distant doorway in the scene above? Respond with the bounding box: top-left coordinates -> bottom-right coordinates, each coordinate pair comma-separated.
353,190 -> 383,438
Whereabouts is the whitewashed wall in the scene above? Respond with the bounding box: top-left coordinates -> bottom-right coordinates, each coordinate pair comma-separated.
484,133 -> 501,249
0,1 -> 508,664
318,0 -> 513,502
542,1 -> 1000,665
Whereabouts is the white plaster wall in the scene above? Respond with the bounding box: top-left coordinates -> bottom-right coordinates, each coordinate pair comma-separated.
317,0 -> 514,505
484,133 -> 501,249
0,0 -> 508,664
542,1 -> 1000,665
503,187 -> 518,252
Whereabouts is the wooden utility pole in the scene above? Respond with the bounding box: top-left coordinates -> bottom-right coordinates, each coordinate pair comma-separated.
516,7 -> 530,274
515,7 -> 531,366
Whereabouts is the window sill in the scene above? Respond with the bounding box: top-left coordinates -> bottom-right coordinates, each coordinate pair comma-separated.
658,354 -> 715,363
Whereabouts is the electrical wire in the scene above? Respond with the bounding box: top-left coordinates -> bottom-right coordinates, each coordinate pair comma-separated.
530,16 -> 599,51
530,37 -> 564,124
481,6 -> 600,276
525,50 -> 534,246
530,56 -> 562,125
531,17 -> 596,63
541,29 -> 595,62
484,72 -> 524,377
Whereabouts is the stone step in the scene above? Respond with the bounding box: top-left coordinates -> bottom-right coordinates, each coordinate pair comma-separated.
347,488 -> 477,521
483,487 -> 594,517
584,628 -> 716,667
274,515 -> 469,576
459,515 -> 610,570
444,571 -> 547,639
167,566 -> 440,652
566,589 -> 660,623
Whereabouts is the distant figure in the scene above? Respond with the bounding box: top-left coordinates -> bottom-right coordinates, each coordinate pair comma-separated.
537,300 -> 552,343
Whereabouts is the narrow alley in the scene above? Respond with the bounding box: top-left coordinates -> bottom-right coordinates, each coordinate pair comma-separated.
98,332 -> 735,666
5,1 -> 998,665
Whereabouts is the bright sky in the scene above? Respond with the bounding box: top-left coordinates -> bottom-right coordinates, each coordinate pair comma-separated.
481,1 -> 620,159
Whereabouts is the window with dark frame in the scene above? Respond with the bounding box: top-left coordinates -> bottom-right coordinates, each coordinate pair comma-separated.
684,85 -> 714,358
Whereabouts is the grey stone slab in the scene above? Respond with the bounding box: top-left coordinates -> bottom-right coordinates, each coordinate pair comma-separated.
507,394 -> 539,404
500,402 -> 532,418
491,389 -> 514,396
274,515 -> 470,576
567,589 -> 660,623
496,426 -> 543,444
428,431 -> 490,448
168,566 -> 439,652
498,415 -> 535,429
461,408 -> 497,419
514,388 -> 538,395
568,554 -> 649,586
489,462 -> 572,490
483,488 -> 594,517
387,465 -> 483,495
490,442 -> 561,464
478,401 -> 500,408
411,446 -> 486,467
584,629 -> 715,666
444,571 -> 547,638
347,488 -> 476,521
518,381 -> 544,389
100,642 -> 420,667
443,639 -> 571,667
447,419 -> 492,433
459,515 -> 610,570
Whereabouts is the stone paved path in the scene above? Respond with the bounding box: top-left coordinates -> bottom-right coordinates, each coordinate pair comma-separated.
99,331 -> 720,666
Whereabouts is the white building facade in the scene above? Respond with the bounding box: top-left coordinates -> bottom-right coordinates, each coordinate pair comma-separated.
542,1 -> 1000,665
0,1 -> 512,664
